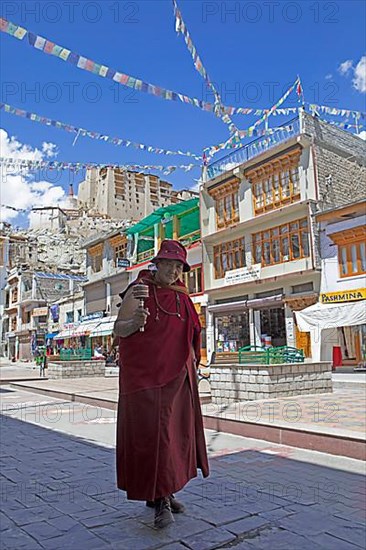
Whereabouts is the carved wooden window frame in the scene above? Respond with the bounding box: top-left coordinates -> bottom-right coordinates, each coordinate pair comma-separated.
213,236 -> 246,279
208,179 -> 240,229
246,148 -> 301,215
88,243 -> 103,273
252,217 -> 309,267
330,226 -> 366,278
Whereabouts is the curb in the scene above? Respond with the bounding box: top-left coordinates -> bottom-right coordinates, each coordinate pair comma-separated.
8,381 -> 365,461
202,415 -> 365,461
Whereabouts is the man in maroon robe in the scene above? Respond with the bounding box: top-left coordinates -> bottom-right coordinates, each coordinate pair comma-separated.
114,240 -> 209,529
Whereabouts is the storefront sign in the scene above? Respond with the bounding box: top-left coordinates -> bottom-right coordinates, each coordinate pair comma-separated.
117,258 -> 130,268
80,311 -> 104,322
32,307 -> 48,317
63,323 -> 79,330
224,264 -> 261,286
18,333 -> 31,343
320,288 -> 366,304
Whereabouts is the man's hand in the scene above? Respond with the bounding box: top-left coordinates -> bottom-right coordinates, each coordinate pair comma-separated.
132,306 -> 150,329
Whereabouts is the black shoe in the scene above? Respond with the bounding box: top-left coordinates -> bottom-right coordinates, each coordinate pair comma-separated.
169,494 -> 185,513
146,494 -> 185,513
154,497 -> 175,529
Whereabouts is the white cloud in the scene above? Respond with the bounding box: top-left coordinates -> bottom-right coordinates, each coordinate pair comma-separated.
338,59 -> 353,76
42,142 -> 57,158
338,55 -> 366,93
0,129 -> 65,223
325,74 -> 333,80
353,55 -> 366,93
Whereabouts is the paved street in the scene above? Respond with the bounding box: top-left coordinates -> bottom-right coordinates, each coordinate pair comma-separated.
1,386 -> 365,549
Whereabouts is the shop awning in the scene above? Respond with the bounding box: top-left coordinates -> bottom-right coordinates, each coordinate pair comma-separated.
45,332 -> 58,339
208,299 -> 247,313
207,294 -> 283,313
90,316 -> 117,337
73,319 -> 102,336
246,294 -> 283,309
54,329 -> 79,339
125,199 -> 199,235
295,300 -> 366,332
54,319 -> 102,339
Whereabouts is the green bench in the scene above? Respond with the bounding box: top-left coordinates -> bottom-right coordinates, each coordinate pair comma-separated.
238,345 -> 268,364
59,348 -> 93,361
238,345 -> 304,365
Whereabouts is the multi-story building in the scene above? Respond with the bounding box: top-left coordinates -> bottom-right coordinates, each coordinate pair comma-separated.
201,110 -> 366,361
78,167 -> 197,220
3,269 -> 86,360
82,198 -> 208,360
0,230 -> 32,357
296,200 -> 365,366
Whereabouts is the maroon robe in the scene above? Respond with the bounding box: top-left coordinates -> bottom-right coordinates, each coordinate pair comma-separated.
116,271 -> 209,500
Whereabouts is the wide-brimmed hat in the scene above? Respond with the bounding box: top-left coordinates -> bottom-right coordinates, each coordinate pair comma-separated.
151,239 -> 190,272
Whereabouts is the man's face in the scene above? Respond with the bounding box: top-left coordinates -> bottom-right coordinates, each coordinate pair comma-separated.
156,259 -> 184,285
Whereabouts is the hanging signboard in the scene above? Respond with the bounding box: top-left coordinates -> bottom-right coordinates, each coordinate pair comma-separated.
224,264 -> 261,286
320,288 -> 366,304
32,307 -> 48,317
117,258 -> 130,268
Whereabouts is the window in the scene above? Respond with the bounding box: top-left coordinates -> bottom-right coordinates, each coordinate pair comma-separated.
114,242 -> 127,261
331,226 -> 366,278
66,311 -> 74,323
246,148 -> 301,215
253,218 -> 309,266
215,312 -> 250,352
260,308 -> 286,347
183,266 -> 202,294
90,254 -> 102,273
11,286 -> 18,304
22,310 -> 31,324
292,282 -> 314,294
88,243 -> 103,273
23,278 -> 32,292
213,237 -> 245,279
208,179 -> 240,229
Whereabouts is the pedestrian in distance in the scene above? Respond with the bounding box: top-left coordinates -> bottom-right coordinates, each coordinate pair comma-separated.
114,239 -> 209,529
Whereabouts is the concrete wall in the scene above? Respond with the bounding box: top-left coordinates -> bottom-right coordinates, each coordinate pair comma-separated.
210,362 -> 332,403
303,114 -> 366,210
47,360 -> 105,379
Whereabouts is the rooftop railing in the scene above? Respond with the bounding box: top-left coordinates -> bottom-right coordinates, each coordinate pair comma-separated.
207,116 -> 300,180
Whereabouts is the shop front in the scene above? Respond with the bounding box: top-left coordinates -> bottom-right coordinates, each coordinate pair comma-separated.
54,323 -> 80,348
295,289 -> 366,366
207,291 -> 297,360
5,332 -> 16,360
89,316 -> 117,355
17,330 -> 32,361
215,312 -> 250,352
207,299 -> 250,359
247,292 -> 287,349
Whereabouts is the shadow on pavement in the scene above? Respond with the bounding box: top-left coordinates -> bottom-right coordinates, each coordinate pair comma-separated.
1,414 -> 365,549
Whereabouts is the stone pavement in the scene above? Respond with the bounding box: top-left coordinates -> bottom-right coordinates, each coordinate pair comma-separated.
1,387 -> 366,550
0,361 -> 44,384
8,374 -> 366,459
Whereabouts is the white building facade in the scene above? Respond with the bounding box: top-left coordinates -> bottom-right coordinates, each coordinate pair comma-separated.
296,201 -> 366,366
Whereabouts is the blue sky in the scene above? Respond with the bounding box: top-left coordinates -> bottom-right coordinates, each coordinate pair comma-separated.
0,0 -> 365,223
